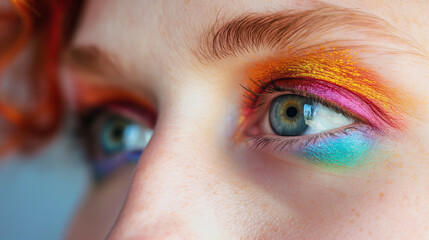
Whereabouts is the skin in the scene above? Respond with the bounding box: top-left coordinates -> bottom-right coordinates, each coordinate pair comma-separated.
63,0 -> 429,239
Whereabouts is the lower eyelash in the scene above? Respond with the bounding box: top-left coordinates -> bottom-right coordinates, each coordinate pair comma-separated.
249,125 -> 369,154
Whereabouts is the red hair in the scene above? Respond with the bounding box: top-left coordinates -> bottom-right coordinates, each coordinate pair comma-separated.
0,0 -> 81,155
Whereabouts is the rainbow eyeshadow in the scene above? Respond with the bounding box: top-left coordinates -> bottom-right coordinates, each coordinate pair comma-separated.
300,128 -> 376,168
241,47 -> 410,169
245,47 -> 408,131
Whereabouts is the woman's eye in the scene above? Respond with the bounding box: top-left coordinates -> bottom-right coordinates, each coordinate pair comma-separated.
242,78 -> 381,169
269,94 -> 354,136
79,107 -> 154,180
100,115 -> 153,155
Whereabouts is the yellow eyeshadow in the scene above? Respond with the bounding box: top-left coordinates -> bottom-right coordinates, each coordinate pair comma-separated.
245,48 -> 409,129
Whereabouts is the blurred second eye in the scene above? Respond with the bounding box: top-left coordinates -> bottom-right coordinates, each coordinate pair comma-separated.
78,107 -> 154,180
100,115 -> 153,155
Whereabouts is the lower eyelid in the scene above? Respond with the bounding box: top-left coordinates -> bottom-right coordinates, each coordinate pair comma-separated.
92,150 -> 142,180
246,124 -> 377,168
76,103 -> 154,180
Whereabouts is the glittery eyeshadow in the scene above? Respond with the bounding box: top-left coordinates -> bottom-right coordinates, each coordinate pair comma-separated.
240,47 -> 409,169
245,48 -> 407,130
301,128 -> 376,168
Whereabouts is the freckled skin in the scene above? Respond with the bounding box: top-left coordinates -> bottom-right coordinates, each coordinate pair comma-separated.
63,0 -> 429,239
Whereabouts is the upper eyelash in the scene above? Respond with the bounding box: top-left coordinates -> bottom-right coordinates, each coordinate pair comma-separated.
240,77 -> 376,154
240,78 -> 271,109
73,102 -> 152,160
241,77 -> 366,124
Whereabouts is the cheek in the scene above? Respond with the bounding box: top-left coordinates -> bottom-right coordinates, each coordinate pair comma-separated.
226,145 -> 428,239
65,166 -> 134,240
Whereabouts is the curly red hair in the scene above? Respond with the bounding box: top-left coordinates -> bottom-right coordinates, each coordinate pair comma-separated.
0,0 -> 82,155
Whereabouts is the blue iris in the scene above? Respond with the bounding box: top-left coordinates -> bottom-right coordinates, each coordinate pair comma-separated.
100,116 -> 131,154
269,95 -> 313,136
94,114 -> 153,179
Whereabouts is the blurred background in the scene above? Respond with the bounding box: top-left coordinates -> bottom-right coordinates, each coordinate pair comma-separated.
0,1 -> 87,238
0,132 -> 90,240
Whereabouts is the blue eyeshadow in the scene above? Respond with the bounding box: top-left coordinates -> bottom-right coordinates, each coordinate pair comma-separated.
93,150 -> 142,180
301,129 -> 376,168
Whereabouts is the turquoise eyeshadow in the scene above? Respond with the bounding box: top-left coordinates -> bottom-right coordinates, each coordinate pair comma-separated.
301,130 -> 375,168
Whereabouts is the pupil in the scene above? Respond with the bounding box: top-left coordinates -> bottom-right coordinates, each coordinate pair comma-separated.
269,94 -> 310,136
286,107 -> 298,118
111,125 -> 124,141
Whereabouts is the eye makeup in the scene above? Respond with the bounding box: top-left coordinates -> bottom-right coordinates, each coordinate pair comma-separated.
249,126 -> 377,169
240,47 -> 405,170
301,127 -> 376,168
244,48 -> 407,131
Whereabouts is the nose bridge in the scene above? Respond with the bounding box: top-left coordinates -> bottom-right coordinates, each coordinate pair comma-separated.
107,84 -> 229,239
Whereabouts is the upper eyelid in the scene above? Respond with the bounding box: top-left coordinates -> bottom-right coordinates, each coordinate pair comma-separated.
240,85 -> 361,137
76,100 -> 157,128
240,47 -> 411,131
254,87 -> 361,122
241,73 -> 402,134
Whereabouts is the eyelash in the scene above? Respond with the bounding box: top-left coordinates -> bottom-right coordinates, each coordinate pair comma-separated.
240,77 -> 374,154
72,75 -> 378,173
242,77 -> 364,123
74,101 -> 155,179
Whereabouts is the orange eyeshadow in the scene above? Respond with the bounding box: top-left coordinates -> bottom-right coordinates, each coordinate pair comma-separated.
244,48 -> 410,130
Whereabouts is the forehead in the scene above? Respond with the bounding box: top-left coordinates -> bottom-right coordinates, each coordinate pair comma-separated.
74,0 -> 427,44
71,0 -> 428,76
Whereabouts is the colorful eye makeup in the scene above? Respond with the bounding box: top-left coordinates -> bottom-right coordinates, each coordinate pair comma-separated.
241,48 -> 406,169
301,127 -> 376,168
269,94 -> 354,136
244,48 -> 407,130
249,126 -> 378,169
69,46 -> 408,175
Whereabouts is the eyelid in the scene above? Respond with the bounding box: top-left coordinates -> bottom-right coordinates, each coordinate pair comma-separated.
238,79 -> 380,169
63,69 -> 156,117
76,103 -> 154,147
74,85 -> 155,117
76,103 -> 154,180
242,49 -> 408,132
242,78 -> 388,133
249,91 -> 359,137
78,103 -> 155,129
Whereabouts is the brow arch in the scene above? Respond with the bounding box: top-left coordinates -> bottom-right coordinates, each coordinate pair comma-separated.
196,5 -> 428,63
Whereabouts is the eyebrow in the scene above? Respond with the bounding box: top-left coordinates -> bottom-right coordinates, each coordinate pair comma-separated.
63,45 -> 124,80
64,5 -> 428,74
196,5 -> 428,62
